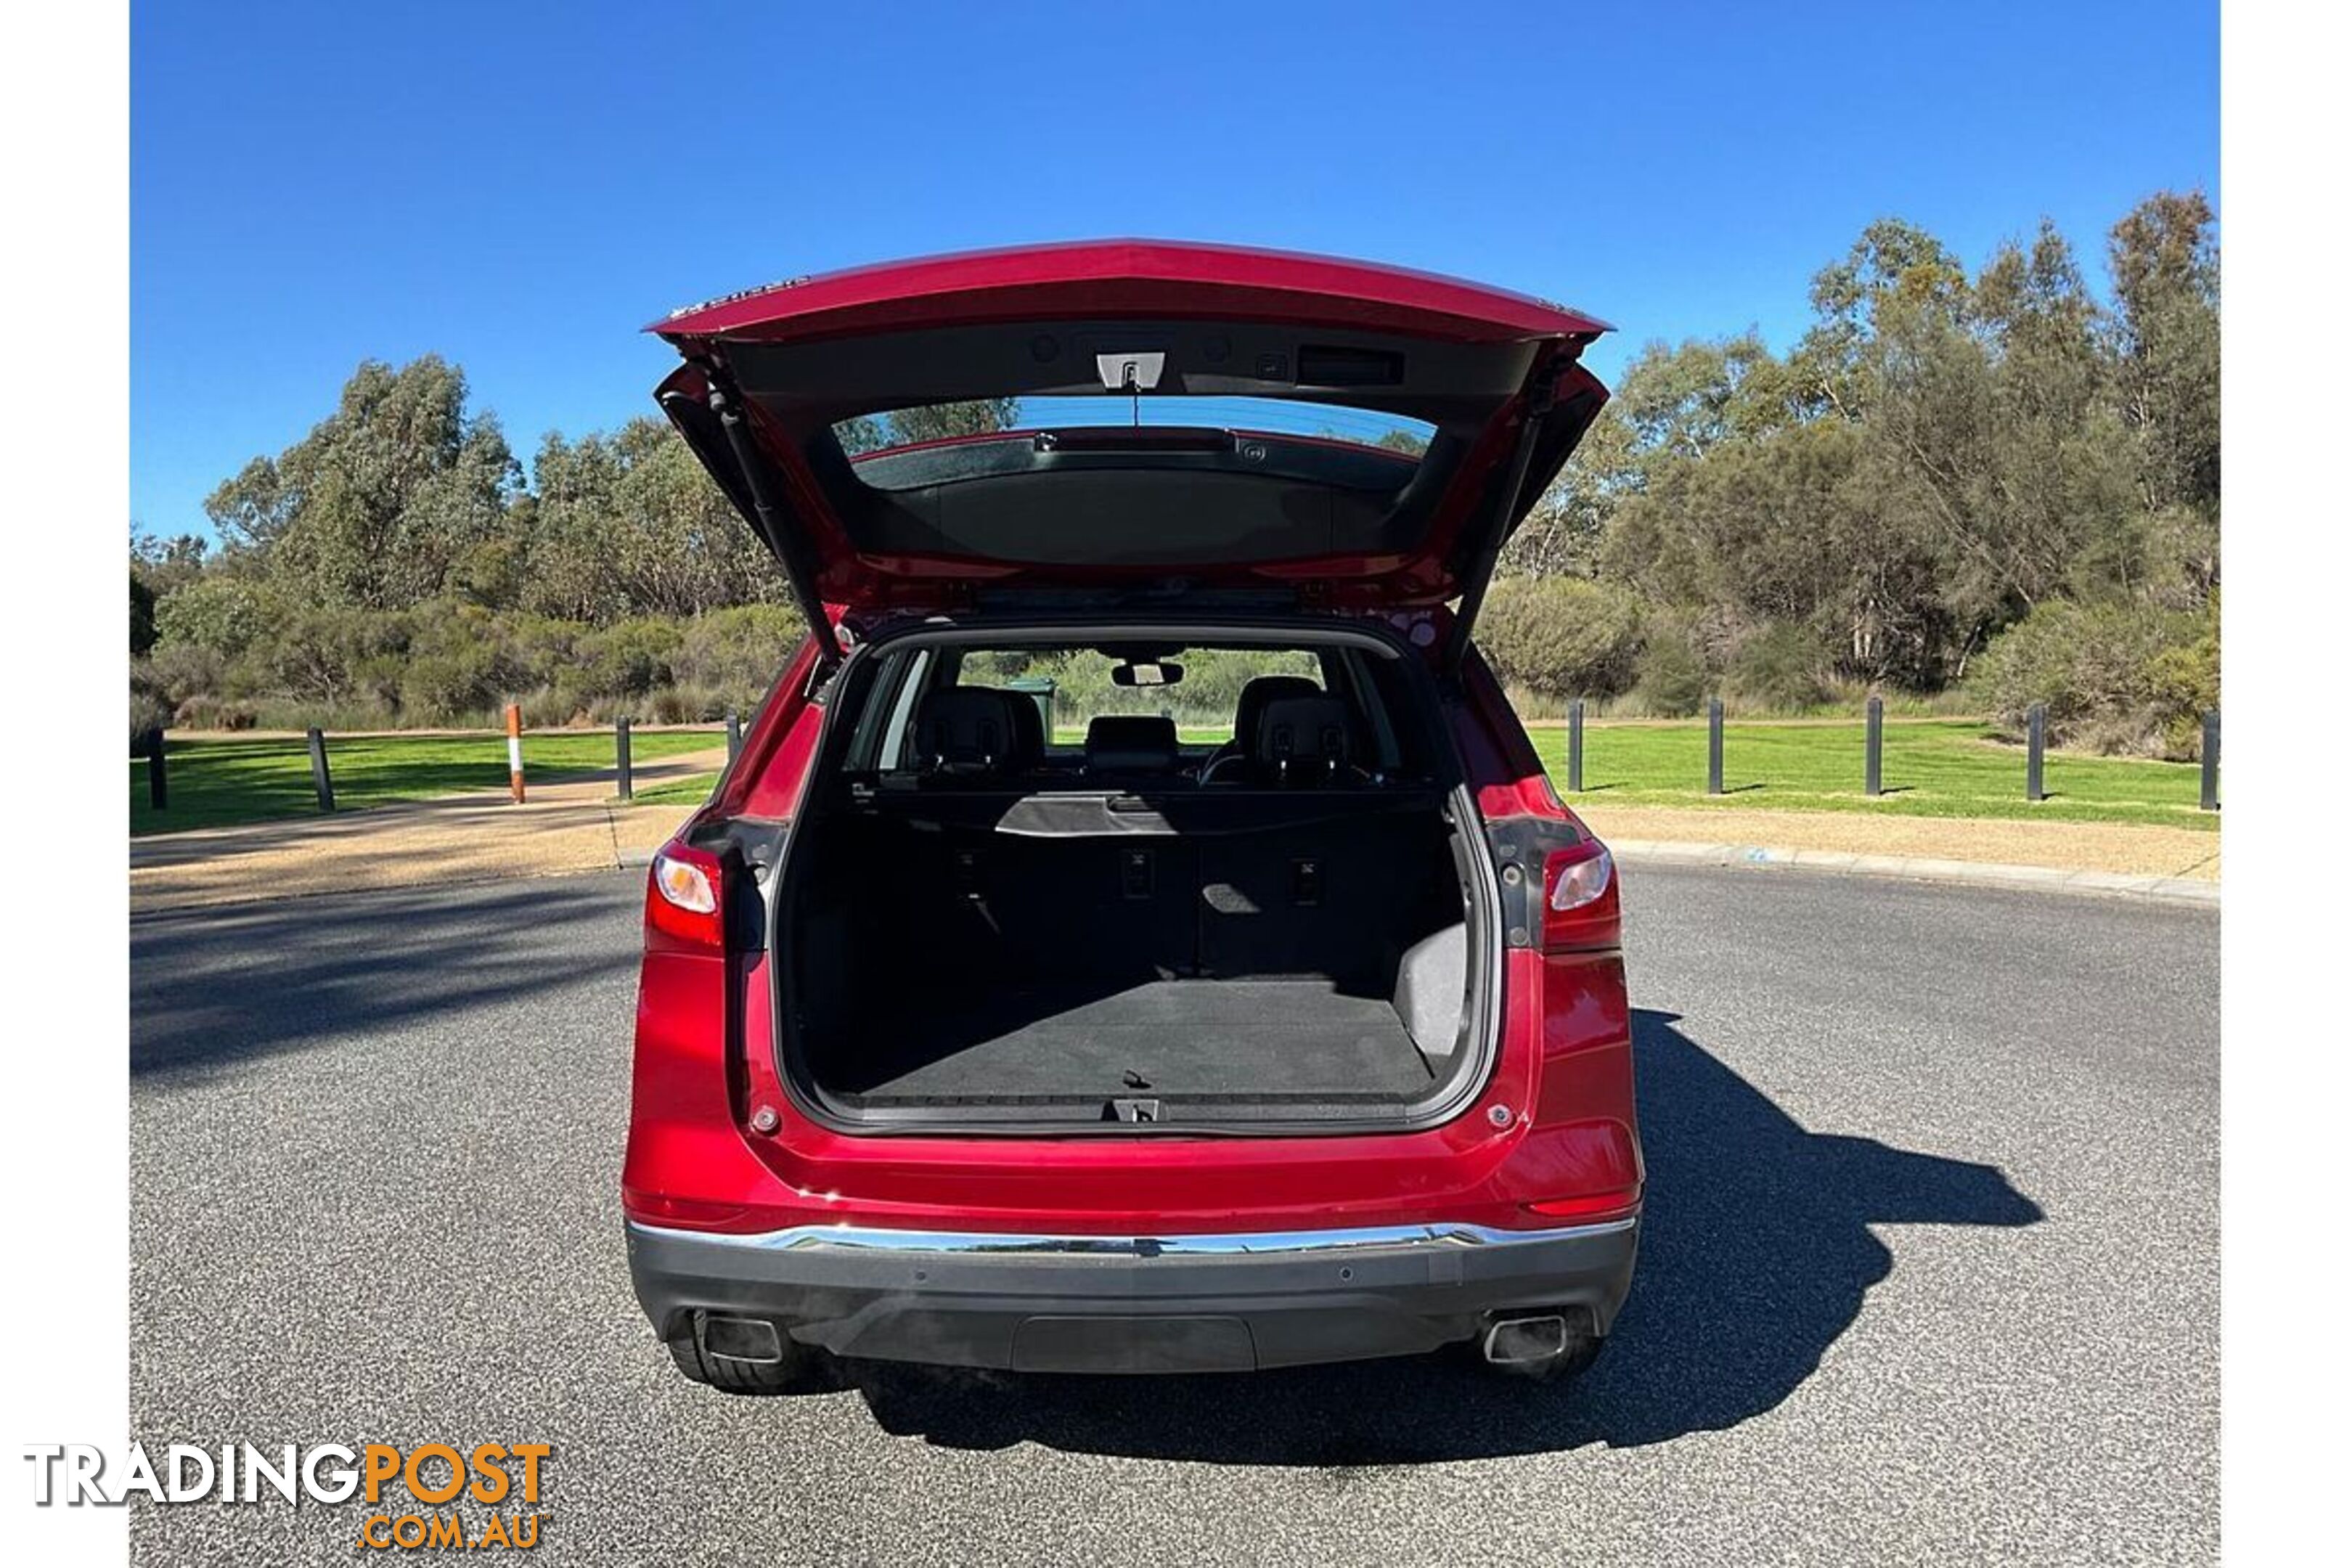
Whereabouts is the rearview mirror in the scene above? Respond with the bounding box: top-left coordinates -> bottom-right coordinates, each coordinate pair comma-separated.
1111,661 -> 1183,688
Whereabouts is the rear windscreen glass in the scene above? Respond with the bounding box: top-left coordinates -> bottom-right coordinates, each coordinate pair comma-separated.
834,396 -> 1432,486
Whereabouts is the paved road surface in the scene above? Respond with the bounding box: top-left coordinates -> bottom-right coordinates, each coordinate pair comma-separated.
129,865 -> 2218,1566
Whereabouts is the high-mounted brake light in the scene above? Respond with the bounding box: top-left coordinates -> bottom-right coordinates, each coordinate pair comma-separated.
645,844 -> 724,952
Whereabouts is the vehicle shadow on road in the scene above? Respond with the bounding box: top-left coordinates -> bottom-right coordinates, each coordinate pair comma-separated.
845,1008 -> 2043,1462
129,878 -> 637,1077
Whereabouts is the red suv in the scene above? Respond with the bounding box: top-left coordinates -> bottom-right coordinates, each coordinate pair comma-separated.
623,242 -> 1639,1387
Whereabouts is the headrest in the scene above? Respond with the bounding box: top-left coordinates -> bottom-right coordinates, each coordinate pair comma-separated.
1254,695 -> 1361,782
912,687 -> 1026,775
1230,675 -> 1321,754
1085,714 -> 1180,774
990,688 -> 1045,768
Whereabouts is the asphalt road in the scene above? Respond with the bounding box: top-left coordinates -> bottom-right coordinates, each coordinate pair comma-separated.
129,865 -> 2218,1567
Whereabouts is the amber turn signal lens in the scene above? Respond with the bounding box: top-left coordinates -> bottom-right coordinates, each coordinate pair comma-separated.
653,851 -> 718,914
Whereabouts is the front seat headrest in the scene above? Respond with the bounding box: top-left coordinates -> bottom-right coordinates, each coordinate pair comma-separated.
1085,714 -> 1180,775
912,687 -> 1024,776
1254,695 -> 1362,784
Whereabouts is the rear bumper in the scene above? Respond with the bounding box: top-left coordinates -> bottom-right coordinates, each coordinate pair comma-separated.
627,1216 -> 1638,1374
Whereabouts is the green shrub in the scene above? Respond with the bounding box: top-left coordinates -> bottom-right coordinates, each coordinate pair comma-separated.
398,603 -> 523,721
173,693 -> 258,731
146,641 -> 226,709
2143,611 -> 2221,757
649,683 -> 727,724
249,606 -> 410,711
1725,622 -> 1829,711
1969,598 -> 2218,756
562,617 -> 684,715
1474,576 -> 1646,698
154,574 -> 274,658
401,653 -> 502,722
129,661 -> 172,741
674,605 -> 805,715
1630,633 -> 1710,717
131,573 -> 158,656
240,696 -> 396,731
348,654 -> 409,714
518,687 -> 584,730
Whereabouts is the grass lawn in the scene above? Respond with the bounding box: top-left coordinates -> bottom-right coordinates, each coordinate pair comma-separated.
131,730 -> 722,833
629,772 -> 723,807
620,719 -> 2213,831
1536,717 -> 2213,829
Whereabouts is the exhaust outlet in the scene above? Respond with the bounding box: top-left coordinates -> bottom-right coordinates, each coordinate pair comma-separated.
700,1313 -> 785,1365
1482,1313 -> 1570,1365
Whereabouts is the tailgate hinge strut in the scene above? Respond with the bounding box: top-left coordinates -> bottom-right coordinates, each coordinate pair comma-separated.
1442,358 -> 1563,677
703,362 -> 843,667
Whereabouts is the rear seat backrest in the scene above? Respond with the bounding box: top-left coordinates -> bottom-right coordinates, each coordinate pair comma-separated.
911,687 -> 1027,778
1085,714 -> 1180,776
1222,676 -> 1319,758
1254,695 -> 1363,786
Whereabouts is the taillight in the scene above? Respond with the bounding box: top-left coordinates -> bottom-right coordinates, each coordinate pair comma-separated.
645,843 -> 724,952
1540,839 -> 1617,951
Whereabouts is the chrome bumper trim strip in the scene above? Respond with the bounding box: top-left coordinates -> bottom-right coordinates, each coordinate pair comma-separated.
629,1215 -> 1636,1257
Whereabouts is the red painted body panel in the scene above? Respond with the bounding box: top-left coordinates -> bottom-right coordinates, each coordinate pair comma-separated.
623,247 -> 1636,1256
649,240 -> 1611,609
653,238 -> 1609,346
620,615 -> 1641,1244
624,939 -> 1638,1237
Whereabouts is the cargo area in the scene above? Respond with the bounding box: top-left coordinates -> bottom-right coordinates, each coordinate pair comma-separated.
786,795 -> 1478,1121
769,629 -> 1496,1130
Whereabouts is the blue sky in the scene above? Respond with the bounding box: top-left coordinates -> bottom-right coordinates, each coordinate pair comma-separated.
131,0 -> 2217,539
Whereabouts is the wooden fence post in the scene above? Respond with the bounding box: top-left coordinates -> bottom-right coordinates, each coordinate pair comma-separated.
616,716 -> 634,801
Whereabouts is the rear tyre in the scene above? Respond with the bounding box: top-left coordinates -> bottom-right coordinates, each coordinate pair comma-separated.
663,1318 -> 834,1395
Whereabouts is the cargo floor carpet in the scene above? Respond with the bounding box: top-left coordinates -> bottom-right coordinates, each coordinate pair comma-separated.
831,978 -> 1434,1103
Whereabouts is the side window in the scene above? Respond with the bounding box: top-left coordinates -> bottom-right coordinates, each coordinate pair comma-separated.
1341,652 -> 1418,777
859,648 -> 934,773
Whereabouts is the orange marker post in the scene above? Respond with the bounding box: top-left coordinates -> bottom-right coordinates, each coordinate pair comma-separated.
505,702 -> 526,804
